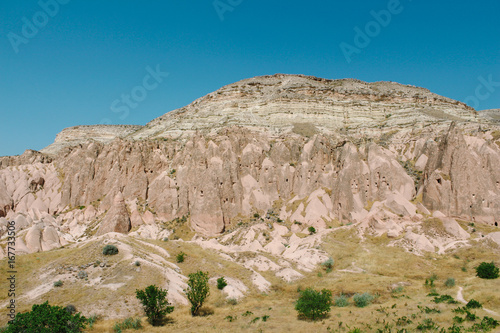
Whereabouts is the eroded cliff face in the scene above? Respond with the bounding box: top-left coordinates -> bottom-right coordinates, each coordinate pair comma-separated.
0,74 -> 499,253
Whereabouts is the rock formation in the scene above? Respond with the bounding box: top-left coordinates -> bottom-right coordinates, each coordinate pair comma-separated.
0,74 -> 498,244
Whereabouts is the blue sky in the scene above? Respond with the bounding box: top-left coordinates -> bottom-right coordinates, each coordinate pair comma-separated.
1,0 -> 499,156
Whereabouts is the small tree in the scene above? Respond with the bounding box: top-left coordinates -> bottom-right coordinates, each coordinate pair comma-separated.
308,226 -> 316,235
476,262 -> 499,279
185,271 -> 210,316
217,277 -> 228,290
135,285 -> 174,326
295,288 -> 332,320
5,301 -> 87,333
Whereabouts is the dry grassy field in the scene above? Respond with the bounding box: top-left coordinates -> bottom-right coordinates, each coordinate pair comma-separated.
1,225 -> 499,332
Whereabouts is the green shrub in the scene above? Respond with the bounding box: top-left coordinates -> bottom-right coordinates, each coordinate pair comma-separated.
295,288 -> 332,320
217,277 -> 227,290
321,258 -> 334,273
54,280 -> 63,287
134,261 -> 141,266
102,244 -> 119,255
353,293 -> 374,308
432,294 -> 459,304
475,262 -> 499,279
424,273 -> 438,287
466,299 -> 482,309
308,226 -> 316,235
253,213 -> 260,218
113,317 -> 142,333
416,318 -> 439,331
135,285 -> 174,326
334,294 -> 350,307
225,315 -> 237,322
5,301 -> 87,333
176,252 -> 185,263
471,317 -> 499,331
444,277 -> 456,287
185,271 -> 210,316
87,315 -> 99,329
77,271 -> 88,279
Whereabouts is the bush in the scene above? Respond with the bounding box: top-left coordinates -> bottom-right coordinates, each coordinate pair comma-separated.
113,317 -> 142,333
87,315 -> 99,329
54,280 -> 63,287
134,261 -> 141,267
217,277 -> 227,290
476,262 -> 499,279
466,299 -> 482,309
432,294 -> 459,304
353,293 -> 374,308
135,285 -> 174,326
5,301 -> 87,332
77,270 -> 88,279
103,244 -> 119,255
176,252 -> 185,263
295,288 -> 332,320
321,258 -> 334,273
334,294 -> 350,307
308,226 -> 316,235
425,273 -> 438,287
444,277 -> 456,287
185,271 -> 210,316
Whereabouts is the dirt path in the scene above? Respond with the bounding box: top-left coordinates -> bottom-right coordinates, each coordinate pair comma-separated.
457,286 -> 499,317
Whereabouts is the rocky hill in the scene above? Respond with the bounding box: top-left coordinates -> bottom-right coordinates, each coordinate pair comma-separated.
0,74 -> 499,330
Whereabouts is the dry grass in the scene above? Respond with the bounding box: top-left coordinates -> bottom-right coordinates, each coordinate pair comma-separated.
1,227 -> 499,332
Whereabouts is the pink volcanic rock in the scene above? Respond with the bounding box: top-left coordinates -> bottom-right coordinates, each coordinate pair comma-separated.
96,192 -> 131,236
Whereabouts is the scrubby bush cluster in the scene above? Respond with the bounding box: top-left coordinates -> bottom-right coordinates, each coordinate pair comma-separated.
4,301 -> 87,333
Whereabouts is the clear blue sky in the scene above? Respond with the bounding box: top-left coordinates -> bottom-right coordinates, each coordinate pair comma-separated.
1,0 -> 499,156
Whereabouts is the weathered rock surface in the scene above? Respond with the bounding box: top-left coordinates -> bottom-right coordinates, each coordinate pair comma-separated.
0,74 -> 498,241
96,192 -> 131,236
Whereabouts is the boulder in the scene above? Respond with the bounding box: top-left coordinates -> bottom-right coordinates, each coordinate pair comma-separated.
385,193 -> 417,217
440,217 -> 469,239
405,231 -> 435,252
